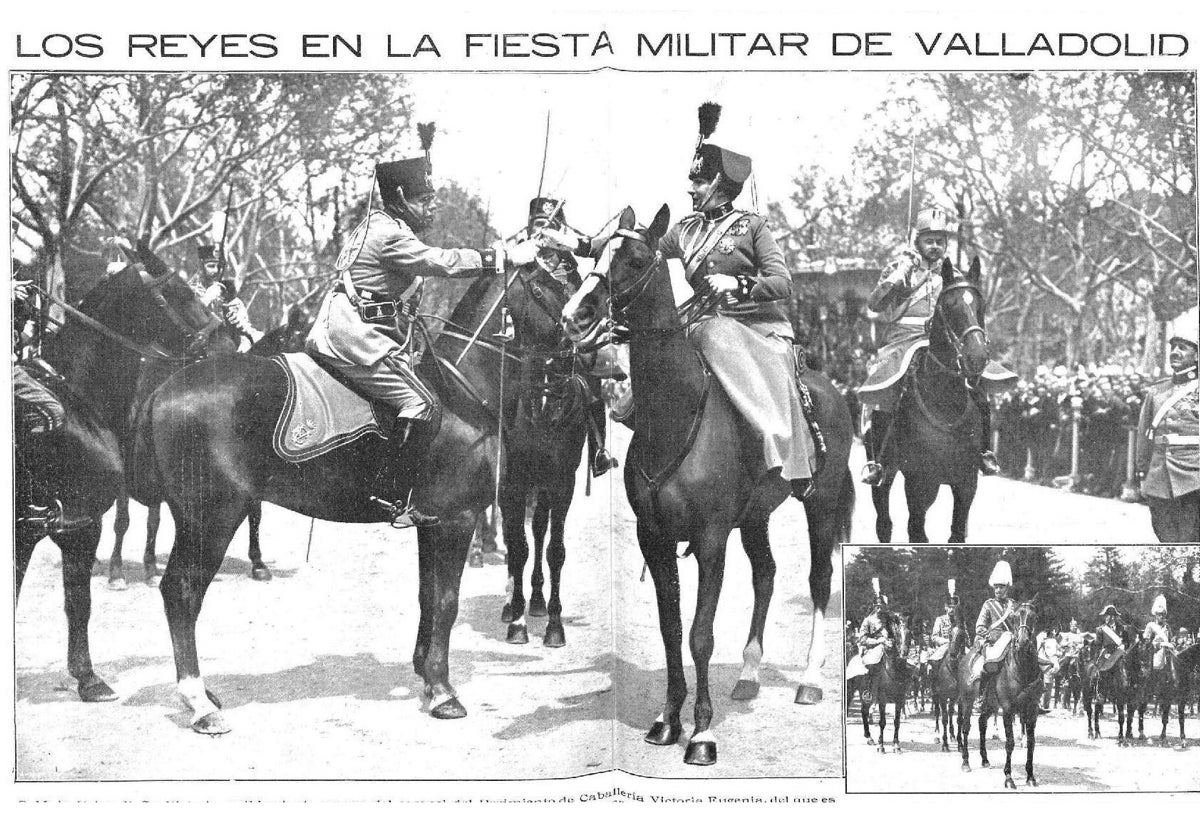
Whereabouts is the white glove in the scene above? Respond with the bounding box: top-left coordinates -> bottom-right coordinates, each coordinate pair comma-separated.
535,228 -> 580,252
505,239 -> 540,267
224,298 -> 253,333
702,273 -> 739,294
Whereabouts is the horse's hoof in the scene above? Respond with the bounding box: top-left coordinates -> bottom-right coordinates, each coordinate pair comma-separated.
644,721 -> 682,746
795,684 -> 823,705
684,740 -> 717,766
877,744 -> 886,754
107,578 -> 128,592
528,595 -> 548,618
192,712 -> 230,736
981,760 -> 991,768
961,764 -> 971,773
506,624 -> 529,645
206,689 -> 223,710
430,697 -> 467,720
894,745 -> 903,753
941,744 -> 950,753
867,738 -> 876,746
1027,777 -> 1038,787
500,604 -> 514,623
543,624 -> 565,648
1004,777 -> 1016,790
1137,734 -> 1147,741
144,575 -> 160,589
250,567 -> 273,582
78,678 -> 118,703
731,680 -> 759,701
422,684 -> 433,699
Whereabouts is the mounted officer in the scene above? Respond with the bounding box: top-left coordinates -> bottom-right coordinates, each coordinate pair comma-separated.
543,102 -> 817,498
927,578 -> 960,665
519,195 -> 619,477
1135,314 -> 1199,542
193,242 -> 262,348
1143,595 -> 1177,672
306,124 -> 538,527
969,560 -> 1018,688
858,208 -> 1004,486
12,272 -> 92,533
846,578 -> 893,681
1095,605 -> 1127,673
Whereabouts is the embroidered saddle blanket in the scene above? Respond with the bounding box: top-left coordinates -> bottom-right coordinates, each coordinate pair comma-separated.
270,353 -> 390,464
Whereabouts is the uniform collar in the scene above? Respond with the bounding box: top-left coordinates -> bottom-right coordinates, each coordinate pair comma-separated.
1172,365 -> 1197,384
700,202 -> 736,222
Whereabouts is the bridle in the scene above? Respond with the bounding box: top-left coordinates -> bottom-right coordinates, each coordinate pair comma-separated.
928,281 -> 987,378
1016,602 -> 1037,648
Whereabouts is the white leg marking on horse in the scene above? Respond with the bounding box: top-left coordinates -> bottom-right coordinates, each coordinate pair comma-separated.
803,606 -> 827,686
739,639 -> 763,683
655,712 -> 666,724
512,614 -> 527,628
690,729 -> 716,744
430,690 -> 456,709
178,677 -> 219,725
505,575 -> 515,600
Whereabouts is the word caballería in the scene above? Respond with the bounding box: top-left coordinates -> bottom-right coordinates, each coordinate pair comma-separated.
913,31 -> 1188,57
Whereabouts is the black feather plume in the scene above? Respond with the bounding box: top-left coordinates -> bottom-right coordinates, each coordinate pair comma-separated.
697,102 -> 721,142
417,122 -> 436,153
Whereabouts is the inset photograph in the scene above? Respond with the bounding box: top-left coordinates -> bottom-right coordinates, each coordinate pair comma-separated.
844,544 -> 1200,793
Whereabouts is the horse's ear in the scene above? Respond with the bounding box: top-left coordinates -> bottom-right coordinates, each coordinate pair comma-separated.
648,203 -> 671,242
287,305 -> 305,328
940,257 -> 955,284
968,256 -> 981,285
618,206 -> 637,232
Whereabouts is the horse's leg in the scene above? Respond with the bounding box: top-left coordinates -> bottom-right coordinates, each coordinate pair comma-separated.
732,518 -> 774,701
14,529 -> 35,603
413,534 -> 434,683
1178,700 -> 1188,749
161,500 -> 246,734
542,484 -> 571,648
684,528 -> 729,766
51,523 -> 118,702
978,698 -> 992,768
247,501 -> 271,581
1117,703 -> 1127,747
877,701 -> 887,753
1002,710 -> 1017,789
871,472 -> 895,543
528,490 -> 549,618
641,524 -> 687,749
107,492 -> 130,590
142,502 -> 162,588
958,698 -> 972,771
947,473 -> 978,544
893,693 -> 903,751
417,516 -> 475,719
499,484 -> 529,640
797,484 -> 841,704
1024,705 -> 1038,786
903,475 -> 939,544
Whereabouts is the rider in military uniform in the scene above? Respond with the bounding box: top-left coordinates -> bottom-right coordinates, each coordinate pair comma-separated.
1095,605 -> 1127,672
970,560 -> 1019,688
846,580 -> 892,680
306,125 -> 538,527
927,579 -> 960,665
1135,315 -> 1199,542
543,102 -> 816,498
858,208 -> 1011,486
1143,595 -> 1177,672
12,274 -> 92,533
1175,625 -> 1195,650
193,243 -> 262,348
519,196 -> 618,477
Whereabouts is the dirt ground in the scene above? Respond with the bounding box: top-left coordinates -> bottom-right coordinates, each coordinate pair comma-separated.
15,428 -> 843,782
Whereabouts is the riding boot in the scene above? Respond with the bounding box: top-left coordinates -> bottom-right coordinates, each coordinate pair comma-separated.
588,397 -> 618,478
972,389 -> 1000,476
369,418 -> 440,528
790,477 -> 815,502
860,410 -> 893,486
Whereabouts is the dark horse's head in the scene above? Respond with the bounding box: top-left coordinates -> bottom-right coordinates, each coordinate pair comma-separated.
76,263 -> 230,359
561,204 -> 672,351
1014,599 -> 1040,654
930,257 -> 988,379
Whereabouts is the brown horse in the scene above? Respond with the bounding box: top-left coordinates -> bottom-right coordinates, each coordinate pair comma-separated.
862,612 -> 911,753
871,259 -> 990,543
129,266 -> 556,733
561,206 -> 855,766
1141,640 -> 1198,749
930,623 -> 969,753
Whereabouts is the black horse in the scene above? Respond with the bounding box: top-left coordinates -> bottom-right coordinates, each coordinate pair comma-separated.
106,292 -> 322,589
561,206 -> 855,765
861,613 -> 911,753
1141,640 -> 1199,749
475,263 -> 599,648
129,267 -> 547,733
1089,624 -> 1146,747
17,264 -> 226,701
930,623 -> 969,753
872,258 -> 990,543
972,602 -> 1042,788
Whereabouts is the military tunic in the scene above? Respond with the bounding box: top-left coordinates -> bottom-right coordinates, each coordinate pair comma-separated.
658,207 -> 815,480
307,209 -> 496,419
1143,618 -> 1175,670
1135,368 -> 1199,542
975,597 -> 1017,646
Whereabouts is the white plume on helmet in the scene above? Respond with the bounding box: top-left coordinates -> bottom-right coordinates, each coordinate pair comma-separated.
988,560 -> 1013,587
1152,595 -> 1168,615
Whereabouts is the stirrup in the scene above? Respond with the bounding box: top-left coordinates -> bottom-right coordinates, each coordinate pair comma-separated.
592,448 -> 618,478
369,494 -> 440,529
792,477 -> 815,502
860,461 -> 884,486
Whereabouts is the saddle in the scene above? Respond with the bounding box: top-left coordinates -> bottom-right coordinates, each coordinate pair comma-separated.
270,354 -> 392,463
